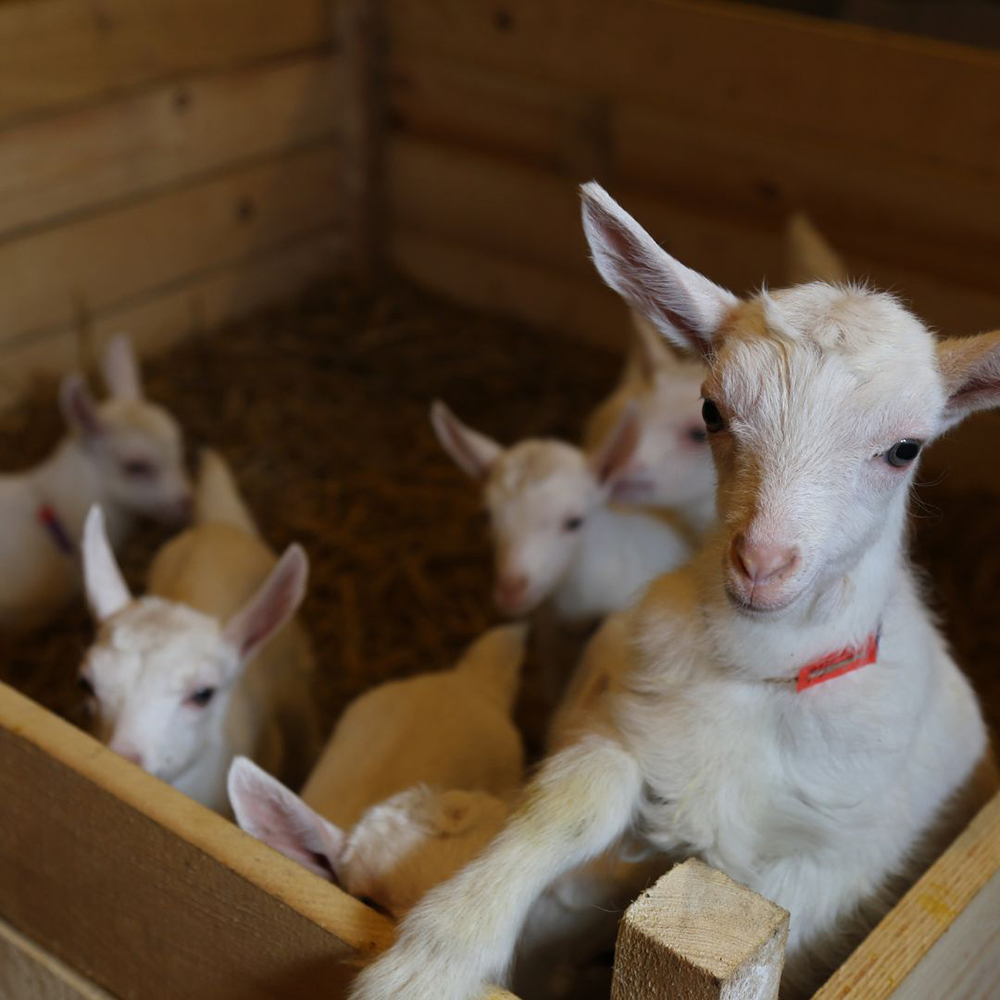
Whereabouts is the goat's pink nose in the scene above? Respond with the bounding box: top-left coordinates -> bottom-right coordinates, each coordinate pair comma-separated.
731,534 -> 799,585
110,743 -> 144,769
494,574 -> 529,610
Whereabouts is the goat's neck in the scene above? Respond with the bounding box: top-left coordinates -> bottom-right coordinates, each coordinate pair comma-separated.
697,497 -> 909,682
31,440 -> 130,547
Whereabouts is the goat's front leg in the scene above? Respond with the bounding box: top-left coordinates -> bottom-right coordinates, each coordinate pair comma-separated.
349,734 -> 643,1000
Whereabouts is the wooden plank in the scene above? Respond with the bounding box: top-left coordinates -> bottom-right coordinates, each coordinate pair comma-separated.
814,790 -> 1000,1000
0,143 -> 343,346
0,229 -> 348,410
388,137 -> 1000,338
610,859 -> 788,1000
0,919 -> 116,1000
388,53 -> 1000,294
0,0 -> 331,126
888,871 -> 999,1000
391,229 -> 629,351
0,55 -> 341,240
390,0 -> 1000,176
0,681 -> 393,1000
335,0 -> 387,273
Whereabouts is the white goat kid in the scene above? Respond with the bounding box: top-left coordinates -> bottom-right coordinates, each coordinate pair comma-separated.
227,624 -> 528,917
582,311 -> 714,536
79,451 -> 319,813
431,402 -> 691,623
351,184 -> 998,1000
583,214 -> 847,537
0,335 -> 191,632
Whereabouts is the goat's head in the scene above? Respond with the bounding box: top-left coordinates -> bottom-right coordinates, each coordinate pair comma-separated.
228,757 -> 508,919
78,507 -> 307,781
582,182 -> 1000,618
59,335 -> 192,525
431,400 -> 639,616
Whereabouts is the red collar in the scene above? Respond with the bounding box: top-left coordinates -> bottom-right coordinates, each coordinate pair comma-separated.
37,504 -> 76,557
768,632 -> 880,692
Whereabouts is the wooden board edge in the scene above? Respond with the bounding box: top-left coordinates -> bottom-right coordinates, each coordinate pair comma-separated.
0,680 -> 395,956
813,789 -> 1000,999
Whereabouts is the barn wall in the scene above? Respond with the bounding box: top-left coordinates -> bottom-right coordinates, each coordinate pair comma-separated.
0,0 -> 350,408
384,0 -> 1000,347
383,0 -> 1000,485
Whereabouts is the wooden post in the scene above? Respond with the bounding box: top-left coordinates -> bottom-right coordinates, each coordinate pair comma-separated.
610,859 -> 789,1000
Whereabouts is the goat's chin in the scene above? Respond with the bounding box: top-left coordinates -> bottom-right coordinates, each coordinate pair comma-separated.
723,584 -> 805,621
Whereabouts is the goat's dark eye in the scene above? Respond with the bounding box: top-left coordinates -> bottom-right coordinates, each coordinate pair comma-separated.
687,426 -> 708,444
563,516 -> 584,532
77,676 -> 95,697
187,687 -> 216,707
701,399 -> 725,433
121,458 -> 156,478
885,440 -> 922,468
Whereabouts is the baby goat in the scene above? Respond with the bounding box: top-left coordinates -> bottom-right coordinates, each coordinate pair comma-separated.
79,450 -> 319,813
431,403 -> 691,623
0,335 -> 191,632
351,184 -> 998,1000
227,624 -> 527,917
582,214 -> 847,537
582,311 -> 714,536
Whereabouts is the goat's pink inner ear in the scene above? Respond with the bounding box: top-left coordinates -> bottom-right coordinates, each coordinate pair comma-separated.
60,376 -> 104,438
591,407 -> 642,485
228,758 -> 344,881
430,401 -> 502,480
936,329 -> 1000,428
579,181 -> 736,357
223,544 -> 307,662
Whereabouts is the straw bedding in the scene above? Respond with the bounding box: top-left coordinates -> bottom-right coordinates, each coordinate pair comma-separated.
1,275 -> 996,750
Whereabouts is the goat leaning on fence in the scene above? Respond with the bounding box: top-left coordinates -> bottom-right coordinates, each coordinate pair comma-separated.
350,182 -> 999,1000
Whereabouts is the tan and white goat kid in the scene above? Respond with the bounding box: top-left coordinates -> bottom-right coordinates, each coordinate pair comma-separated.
0,335 -> 192,632
227,624 -> 528,919
431,402 -> 691,624
582,213 -> 848,538
351,184 -> 998,1000
78,451 -> 319,813
582,311 -> 714,536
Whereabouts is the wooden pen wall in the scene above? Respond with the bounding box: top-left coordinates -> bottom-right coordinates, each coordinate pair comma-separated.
0,0 -> 350,408
385,0 -> 1000,352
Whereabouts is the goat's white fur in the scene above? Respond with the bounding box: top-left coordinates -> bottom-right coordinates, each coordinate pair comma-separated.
0,335 -> 192,632
431,401 -> 691,624
227,625 -> 528,916
79,450 -> 319,813
350,185 -> 997,1000
582,311 -> 715,535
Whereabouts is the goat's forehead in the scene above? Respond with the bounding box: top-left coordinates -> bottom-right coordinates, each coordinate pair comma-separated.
91,599 -> 224,680
709,287 -> 943,425
487,441 -> 589,499
102,400 -> 182,449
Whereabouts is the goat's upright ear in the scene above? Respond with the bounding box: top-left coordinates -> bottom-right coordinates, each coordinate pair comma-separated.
936,329 -> 1000,430
223,544 -> 307,664
784,212 -> 848,285
82,506 -> 132,622
630,310 -> 684,381
580,182 -> 737,358
101,334 -> 143,401
228,756 -> 344,880
59,375 -> 104,439
430,400 -> 503,481
589,404 -> 641,486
